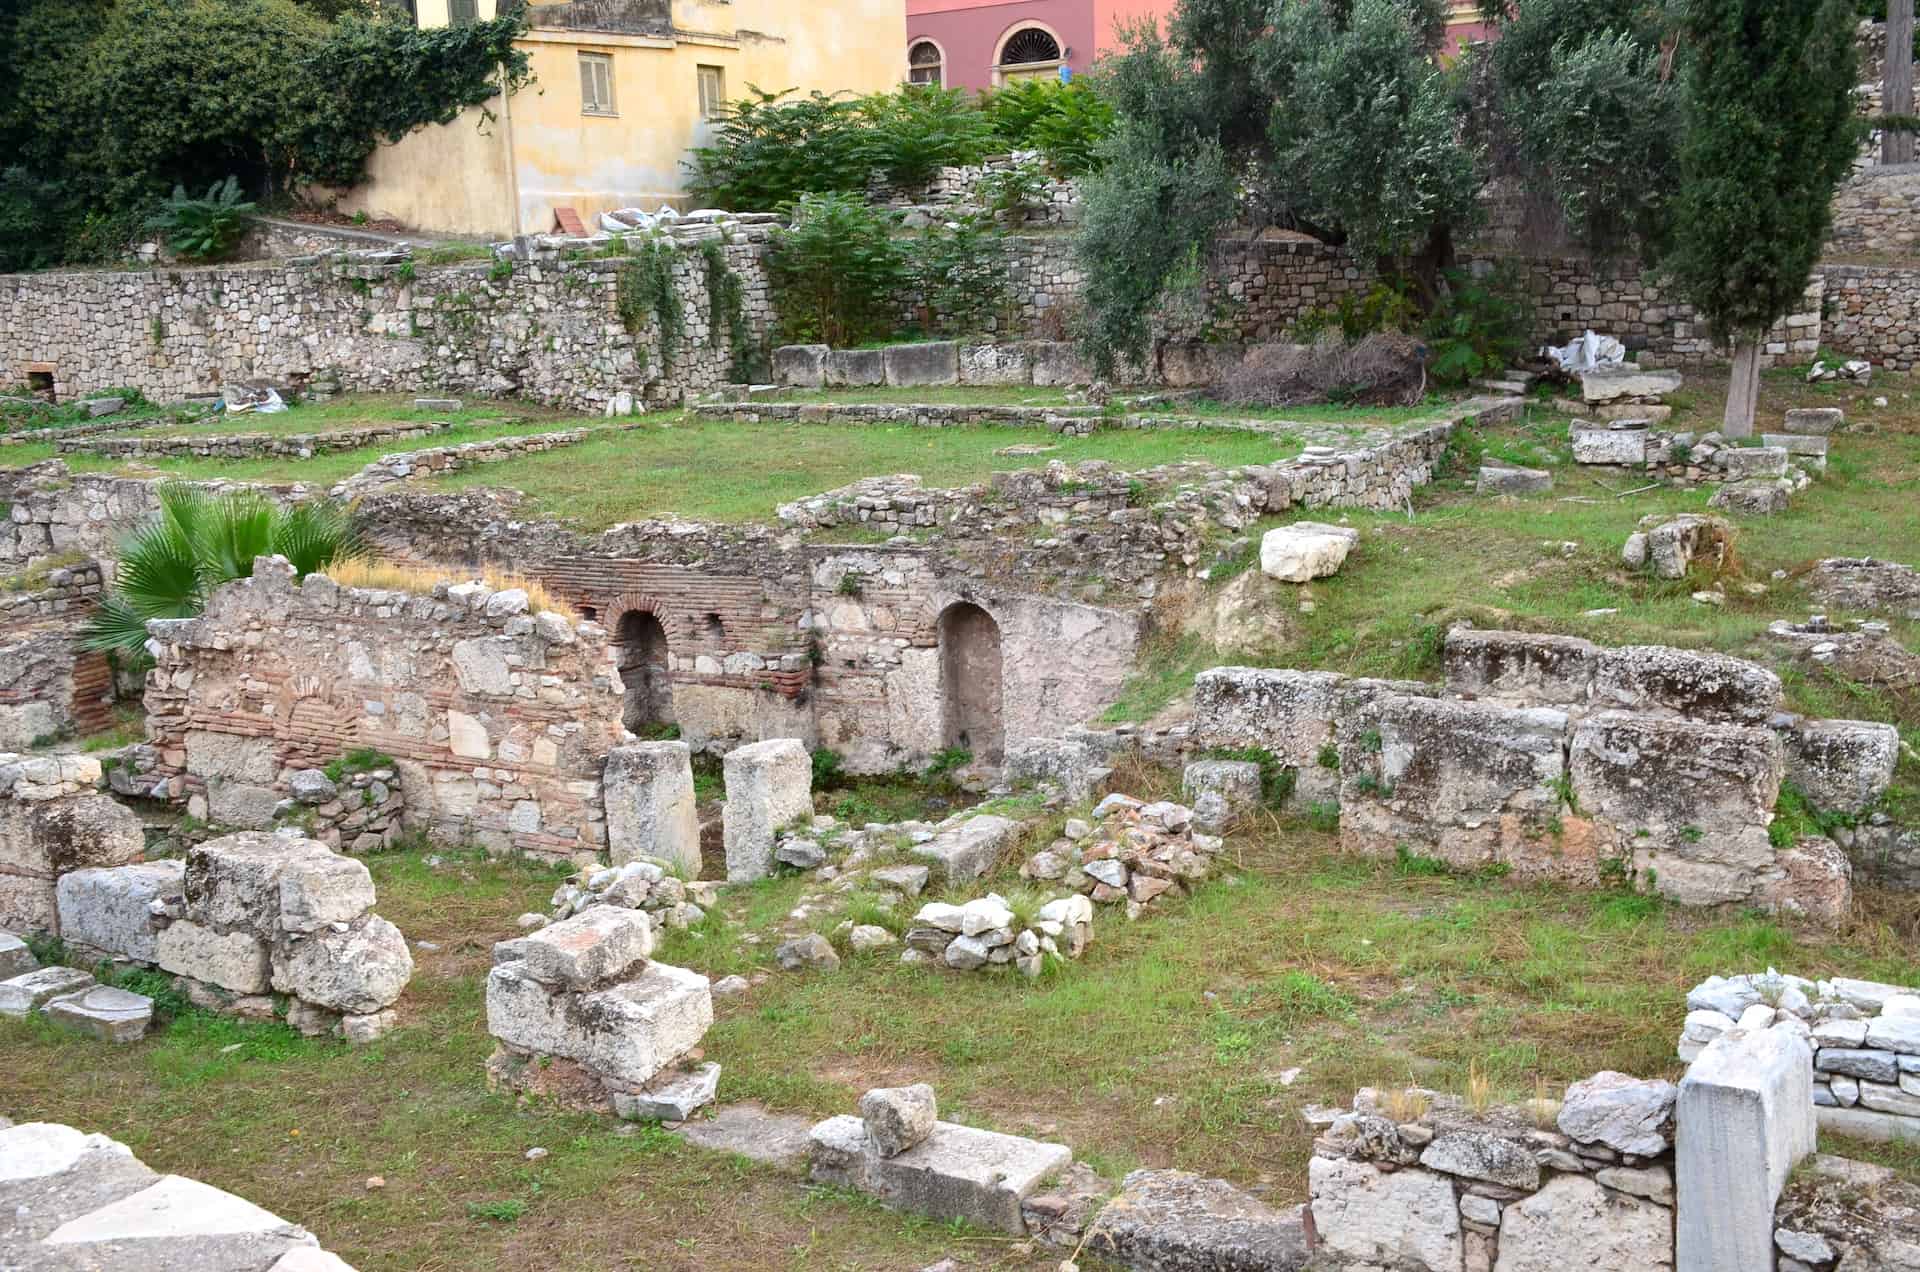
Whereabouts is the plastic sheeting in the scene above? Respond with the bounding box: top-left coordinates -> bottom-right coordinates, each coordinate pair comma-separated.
1542,330 -> 1626,375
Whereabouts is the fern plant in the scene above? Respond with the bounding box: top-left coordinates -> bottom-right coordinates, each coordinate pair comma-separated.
144,177 -> 257,261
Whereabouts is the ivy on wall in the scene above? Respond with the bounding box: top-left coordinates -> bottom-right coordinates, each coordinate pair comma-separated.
701,240 -> 763,382
616,238 -> 684,371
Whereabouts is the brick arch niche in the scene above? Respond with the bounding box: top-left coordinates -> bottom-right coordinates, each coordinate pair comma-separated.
606,593 -> 674,734
937,599 -> 1004,763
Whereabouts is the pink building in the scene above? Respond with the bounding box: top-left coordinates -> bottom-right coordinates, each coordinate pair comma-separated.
905,0 -> 1177,93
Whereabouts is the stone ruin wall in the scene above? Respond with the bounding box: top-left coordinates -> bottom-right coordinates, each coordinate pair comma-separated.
0,229 -> 774,413
141,557 -> 626,860
0,559 -> 115,750
0,754 -> 144,938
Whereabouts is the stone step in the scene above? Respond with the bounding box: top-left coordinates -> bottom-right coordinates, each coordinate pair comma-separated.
44,984 -> 154,1043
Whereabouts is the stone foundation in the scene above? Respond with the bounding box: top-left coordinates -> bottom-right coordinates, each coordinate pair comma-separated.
0,754 -> 144,936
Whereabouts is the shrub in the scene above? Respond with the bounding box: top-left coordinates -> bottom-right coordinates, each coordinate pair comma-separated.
861,85 -> 995,187
684,88 -> 872,210
908,215 -> 1010,338
977,162 -> 1048,226
981,79 -> 1115,175
1421,266 -> 1532,386
1214,332 -> 1428,407
145,176 -> 257,260
1293,280 -> 1419,344
766,192 -> 908,346
0,167 -> 68,272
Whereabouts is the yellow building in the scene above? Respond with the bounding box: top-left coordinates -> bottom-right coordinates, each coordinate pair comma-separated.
331,0 -> 908,237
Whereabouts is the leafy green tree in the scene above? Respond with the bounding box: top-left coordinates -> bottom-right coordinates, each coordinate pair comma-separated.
685,89 -> 873,210
80,487 -> 366,653
1666,0 -> 1858,435
859,86 -> 995,187
145,177 -> 259,260
765,192 -> 909,347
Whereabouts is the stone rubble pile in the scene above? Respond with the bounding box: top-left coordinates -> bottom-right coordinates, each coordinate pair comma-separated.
1680,969 -> 1920,1144
280,764 -> 405,854
1194,628 -> 1902,922
809,1084 -> 1074,1235
1021,793 -> 1226,920
1621,512 -> 1736,580
543,858 -> 719,932
488,906 -> 717,1121
0,1119 -> 361,1270
60,419 -> 450,461
902,890 -> 1093,978
1807,555 -> 1920,620
1308,1071 -> 1680,1271
55,830 -> 412,1042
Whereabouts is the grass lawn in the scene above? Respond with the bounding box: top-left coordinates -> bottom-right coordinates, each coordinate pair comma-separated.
430,415 -> 1300,528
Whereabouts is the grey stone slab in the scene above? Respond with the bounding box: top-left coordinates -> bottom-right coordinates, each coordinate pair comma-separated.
487,959 -> 711,1087
613,1061 -> 721,1122
722,738 -> 811,883
1815,1048 -> 1898,1084
1815,1104 -> 1920,1144
0,930 -> 38,979
674,1103 -> 816,1170
882,341 -> 959,388
512,907 -> 653,990
874,1121 -> 1071,1234
0,965 -> 95,1016
910,815 -> 1022,885
1085,1168 -> 1310,1271
56,861 -> 184,964
44,985 -> 153,1043
1677,1026 -> 1817,1271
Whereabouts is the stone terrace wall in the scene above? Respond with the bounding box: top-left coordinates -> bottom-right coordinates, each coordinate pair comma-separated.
0,226 -> 773,413
1822,263 -> 1920,371
1829,164 -> 1920,261
142,557 -> 626,859
60,419 -> 451,461
0,559 -> 103,629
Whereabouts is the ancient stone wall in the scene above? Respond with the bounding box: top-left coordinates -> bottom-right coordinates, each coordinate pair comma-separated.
61,419 -> 451,461
141,557 -> 626,860
0,754 -> 144,935
1821,263 -> 1920,371
1828,164 -> 1920,261
0,225 -> 774,412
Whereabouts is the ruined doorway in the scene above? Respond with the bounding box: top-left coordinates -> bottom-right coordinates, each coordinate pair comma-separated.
939,601 -> 1004,763
615,609 -> 673,734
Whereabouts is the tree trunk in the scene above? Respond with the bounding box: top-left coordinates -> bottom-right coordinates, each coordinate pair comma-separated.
1888,0 -> 1915,166
1723,341 -> 1763,438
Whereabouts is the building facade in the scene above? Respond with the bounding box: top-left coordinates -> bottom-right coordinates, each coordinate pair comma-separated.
904,0 -> 1177,93
329,0 -> 906,237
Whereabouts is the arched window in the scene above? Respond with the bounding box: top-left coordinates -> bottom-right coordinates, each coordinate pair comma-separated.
908,39 -> 945,88
993,23 -> 1064,86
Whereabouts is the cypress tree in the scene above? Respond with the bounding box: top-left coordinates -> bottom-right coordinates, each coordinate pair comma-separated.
1667,0 -> 1859,436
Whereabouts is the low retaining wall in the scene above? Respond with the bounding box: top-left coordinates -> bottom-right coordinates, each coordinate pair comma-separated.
60,419 -> 451,460
328,428 -> 593,499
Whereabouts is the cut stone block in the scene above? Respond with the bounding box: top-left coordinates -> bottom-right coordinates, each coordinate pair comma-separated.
487,959 -> 712,1087
910,815 -> 1021,884
604,741 -> 701,878
0,794 -> 145,935
276,852 -> 376,935
1476,464 -> 1553,495
771,344 -> 828,388
1443,628 -> 1598,705
0,964 -> 95,1016
1181,760 -> 1264,820
1590,645 -> 1782,723
674,1102 -> 816,1169
0,929 -> 37,979
154,919 -> 272,994
40,1171 -> 296,1245
1572,428 -> 1648,465
1721,446 -> 1790,480
1192,667 -> 1433,805
56,861 -> 184,964
1709,478 -> 1792,517
1495,1173 -> 1674,1271
860,1083 -> 937,1158
412,397 -> 462,411
1259,521 -> 1360,583
1676,1025 -> 1816,1272
612,1060 -> 721,1122
44,984 -> 153,1043
1782,718 -> 1900,816
1309,1154 -> 1462,1271
810,1116 -> 1073,1235
514,906 -> 654,990
824,347 -> 885,388
184,832 -> 339,937
882,341 -> 959,388
271,915 -> 413,1015
1084,1168 -> 1309,1272
1782,407 -> 1842,436
1581,365 -> 1683,403
1761,433 -> 1829,459
722,738 -> 812,883
1815,1104 -> 1920,1144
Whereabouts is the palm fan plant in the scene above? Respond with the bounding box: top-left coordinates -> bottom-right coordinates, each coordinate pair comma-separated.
79,485 -> 366,653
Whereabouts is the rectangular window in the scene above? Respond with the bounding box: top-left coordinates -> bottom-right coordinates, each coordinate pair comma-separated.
697,64 -> 726,121
448,0 -> 476,25
580,52 -> 615,116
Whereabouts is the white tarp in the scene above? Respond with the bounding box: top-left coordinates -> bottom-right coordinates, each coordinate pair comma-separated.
1543,330 -> 1627,375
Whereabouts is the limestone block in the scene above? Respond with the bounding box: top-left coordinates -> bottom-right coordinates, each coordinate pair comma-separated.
276,853 -> 376,935
1757,836 -> 1853,928
272,915 -> 413,1015
1259,521 -> 1360,583
910,815 -> 1021,884
859,1119 -> 1073,1235
1308,1155 -> 1462,1271
1443,628 -> 1599,705
1005,738 -> 1110,805
860,1084 -> 937,1158
1782,719 -> 1900,815
722,738 -> 812,883
1572,428 -> 1647,465
1083,1169 -> 1309,1272
0,930 -> 37,979
37,1172 -> 306,1258
1634,513 -> 1734,580
44,984 -> 153,1043
486,960 -> 713,1087
957,342 -> 1035,386
514,907 -> 653,990
185,833 -> 338,937
1569,713 -> 1782,905
184,730 -> 277,783
604,742 -> 701,877
56,860 -> 185,963
1028,340 -> 1092,387
0,965 -> 95,1016
772,344 -> 828,388
882,341 -> 959,388
1494,1173 -> 1673,1271
1590,645 -> 1782,723
1338,696 -> 1570,873
154,920 -> 271,994
0,791 -> 144,882
1181,760 -> 1264,821
1721,446 -> 1790,480
1417,1130 -> 1540,1189
450,637 -> 514,696
1192,667 -> 1432,803
206,780 -> 279,830
1676,1025 -> 1817,1272
1476,464 -> 1553,495
1709,479 -> 1792,517
1782,407 -> 1843,435
612,1060 -> 722,1122
1557,1070 -> 1678,1155
808,1114 -> 874,1190
824,348 -> 885,388
1581,365 -> 1683,403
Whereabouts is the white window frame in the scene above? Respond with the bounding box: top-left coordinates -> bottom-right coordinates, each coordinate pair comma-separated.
991,21 -> 1065,87
907,38 -> 946,88
580,52 -> 616,117
697,64 -> 727,121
